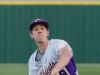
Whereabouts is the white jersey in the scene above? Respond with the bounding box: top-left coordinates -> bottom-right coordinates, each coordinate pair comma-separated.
28,39 -> 78,75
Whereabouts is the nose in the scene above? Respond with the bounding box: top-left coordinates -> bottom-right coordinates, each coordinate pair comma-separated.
38,28 -> 42,32
38,29 -> 42,33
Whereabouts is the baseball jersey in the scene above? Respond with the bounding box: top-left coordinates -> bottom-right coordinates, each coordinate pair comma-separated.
28,39 -> 78,75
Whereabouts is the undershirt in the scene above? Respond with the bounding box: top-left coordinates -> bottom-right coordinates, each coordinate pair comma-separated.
35,49 -> 44,61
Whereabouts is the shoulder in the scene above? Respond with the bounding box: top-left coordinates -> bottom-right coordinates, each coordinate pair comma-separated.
28,50 -> 37,63
49,39 -> 68,44
50,39 -> 66,42
28,53 -> 34,63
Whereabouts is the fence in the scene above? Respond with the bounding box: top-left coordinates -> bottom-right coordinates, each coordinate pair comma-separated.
0,2 -> 100,63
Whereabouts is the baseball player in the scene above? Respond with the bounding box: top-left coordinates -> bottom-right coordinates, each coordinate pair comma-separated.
28,19 -> 78,75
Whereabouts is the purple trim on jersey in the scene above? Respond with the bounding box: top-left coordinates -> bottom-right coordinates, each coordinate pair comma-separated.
65,57 -> 77,75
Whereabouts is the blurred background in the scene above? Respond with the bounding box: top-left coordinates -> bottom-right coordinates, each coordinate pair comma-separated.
0,0 -> 100,75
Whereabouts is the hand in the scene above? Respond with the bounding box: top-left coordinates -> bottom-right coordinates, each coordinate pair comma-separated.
50,70 -> 57,75
50,73 -> 56,75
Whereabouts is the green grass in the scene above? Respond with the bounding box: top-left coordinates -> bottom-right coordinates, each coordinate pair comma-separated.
0,63 -> 100,75
77,64 -> 100,75
0,64 -> 28,75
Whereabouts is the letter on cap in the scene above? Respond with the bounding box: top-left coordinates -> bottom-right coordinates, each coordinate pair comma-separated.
35,19 -> 41,22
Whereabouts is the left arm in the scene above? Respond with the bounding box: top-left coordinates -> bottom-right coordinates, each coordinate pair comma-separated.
51,46 -> 72,75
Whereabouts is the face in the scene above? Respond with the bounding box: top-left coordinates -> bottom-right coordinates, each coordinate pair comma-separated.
30,24 -> 49,43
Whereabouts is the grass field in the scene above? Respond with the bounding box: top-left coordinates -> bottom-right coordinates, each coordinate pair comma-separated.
0,63 -> 100,75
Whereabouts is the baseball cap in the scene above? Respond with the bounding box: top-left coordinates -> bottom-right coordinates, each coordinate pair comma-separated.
29,19 -> 49,31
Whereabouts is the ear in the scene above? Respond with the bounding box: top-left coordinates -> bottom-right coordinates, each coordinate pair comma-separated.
47,30 -> 49,36
30,33 -> 34,39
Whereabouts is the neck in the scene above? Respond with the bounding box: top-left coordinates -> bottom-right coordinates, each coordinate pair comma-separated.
36,40 -> 48,53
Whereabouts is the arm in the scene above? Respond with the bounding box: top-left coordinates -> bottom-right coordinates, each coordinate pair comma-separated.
51,46 -> 72,75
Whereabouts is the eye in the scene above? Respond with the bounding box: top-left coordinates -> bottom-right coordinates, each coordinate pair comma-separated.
34,28 -> 38,31
41,27 -> 45,30
41,27 -> 44,30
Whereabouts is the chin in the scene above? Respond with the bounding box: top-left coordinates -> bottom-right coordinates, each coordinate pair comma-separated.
37,40 -> 44,43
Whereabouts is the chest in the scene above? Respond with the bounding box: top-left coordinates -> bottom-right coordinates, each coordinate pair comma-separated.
35,49 -> 60,69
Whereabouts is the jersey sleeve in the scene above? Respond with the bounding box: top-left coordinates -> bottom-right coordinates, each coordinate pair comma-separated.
28,54 -> 34,75
28,52 -> 38,75
52,39 -> 72,55
28,57 -> 33,75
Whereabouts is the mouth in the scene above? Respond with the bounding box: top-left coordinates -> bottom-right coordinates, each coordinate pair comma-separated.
38,34 -> 43,36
